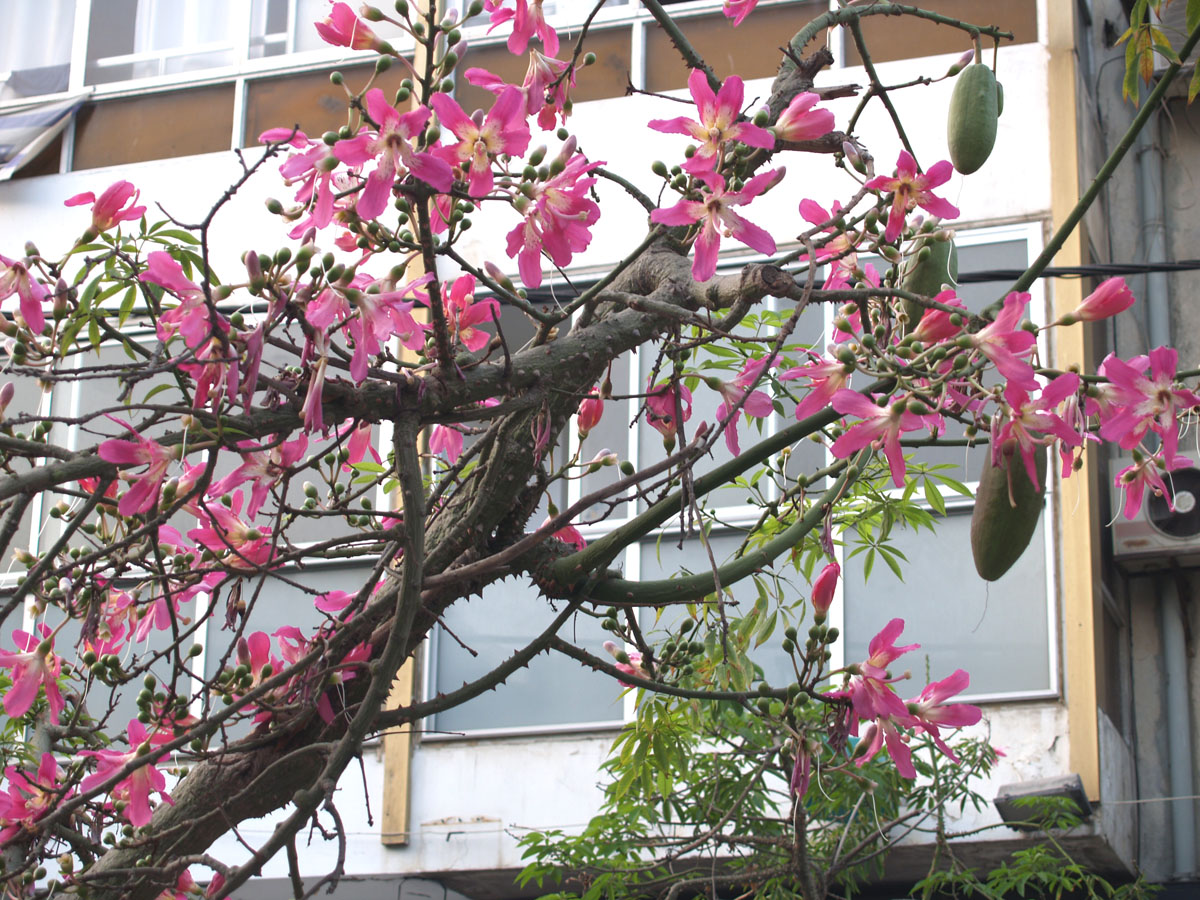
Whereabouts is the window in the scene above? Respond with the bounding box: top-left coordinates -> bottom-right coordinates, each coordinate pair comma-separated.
0,1 -> 75,101
834,224 -> 1058,699
424,225 -> 1057,738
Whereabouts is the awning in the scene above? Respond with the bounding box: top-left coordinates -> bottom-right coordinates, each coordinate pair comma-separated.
0,91 -> 92,181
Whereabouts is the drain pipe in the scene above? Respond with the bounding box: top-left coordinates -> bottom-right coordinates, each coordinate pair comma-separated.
1138,115 -> 1198,878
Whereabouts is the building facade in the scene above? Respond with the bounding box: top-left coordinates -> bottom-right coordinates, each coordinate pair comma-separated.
0,0 -> 1196,895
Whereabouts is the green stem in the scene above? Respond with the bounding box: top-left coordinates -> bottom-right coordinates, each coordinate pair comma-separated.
549,378 -> 893,587
584,450 -> 866,606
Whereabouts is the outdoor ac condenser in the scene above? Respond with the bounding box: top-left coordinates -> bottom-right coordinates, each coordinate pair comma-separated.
1109,457 -> 1200,571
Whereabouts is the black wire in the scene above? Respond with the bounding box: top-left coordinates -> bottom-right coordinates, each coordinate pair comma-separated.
957,259 -> 1200,283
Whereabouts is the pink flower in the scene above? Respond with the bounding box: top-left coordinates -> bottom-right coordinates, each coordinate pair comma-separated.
1060,276 -> 1135,324
315,590 -> 355,614
80,720 -> 173,827
432,87 -> 531,197
708,357 -> 774,455
1098,347 -> 1200,465
830,619 -> 918,742
648,70 -> 775,174
1115,451 -> 1194,520
723,0 -> 758,27
208,434 -> 309,519
577,390 -> 604,437
789,737 -> 815,799
602,640 -> 647,686
906,669 -> 982,760
968,291 -> 1038,391
830,391 -> 935,487
651,169 -> 784,282
64,180 -> 146,233
779,354 -> 854,422
315,2 -> 389,51
799,198 -> 860,291
429,425 -> 464,463
993,372 -> 1082,490
98,422 -> 178,516
864,150 -> 959,243
188,494 -> 276,571
486,0 -> 559,56
0,625 -> 64,722
506,141 -> 601,288
340,419 -> 381,472
141,251 -> 226,349
856,715 -> 918,779
646,380 -> 693,451
860,617 -> 919,681
334,89 -> 454,219
911,290 -> 966,344
772,92 -> 834,143
469,50 -> 575,131
443,274 -> 500,351
811,561 -> 839,619
343,274 -> 434,382
0,254 -> 48,334
542,516 -> 586,550
271,137 -> 341,233
0,753 -> 69,843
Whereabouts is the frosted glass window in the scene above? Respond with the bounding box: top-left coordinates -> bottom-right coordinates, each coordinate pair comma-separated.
639,531 -> 803,690
912,239 -> 1030,485
251,0 -> 413,59
841,510 -> 1051,697
0,0 -> 74,100
432,576 -> 621,732
86,1 -> 239,85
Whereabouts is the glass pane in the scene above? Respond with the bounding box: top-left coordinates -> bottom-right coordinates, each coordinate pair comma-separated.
202,563 -> 368,739
0,372 -> 50,563
914,238 -> 1030,485
637,341 -> 775,510
578,352 -> 631,524
86,0 -> 238,86
433,576 -> 622,732
0,0 -> 74,100
841,510 -> 1051,697
639,530 -> 802,689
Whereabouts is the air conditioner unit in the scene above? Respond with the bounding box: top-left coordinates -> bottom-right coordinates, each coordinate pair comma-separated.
1109,457 -> 1200,571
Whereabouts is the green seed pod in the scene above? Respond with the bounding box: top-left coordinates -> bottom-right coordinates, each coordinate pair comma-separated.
947,64 -> 999,175
970,446 -> 1046,581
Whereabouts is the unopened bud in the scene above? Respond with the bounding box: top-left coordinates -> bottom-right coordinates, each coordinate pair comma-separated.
946,48 -> 975,77
0,382 -> 14,418
843,140 -> 866,174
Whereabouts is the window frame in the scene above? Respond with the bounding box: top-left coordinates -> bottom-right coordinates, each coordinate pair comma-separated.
421,220 -> 1061,740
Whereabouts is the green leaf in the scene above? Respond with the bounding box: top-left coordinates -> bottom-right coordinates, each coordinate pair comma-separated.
1123,29 -> 1142,101
118,287 -> 137,326
879,546 -> 905,580
923,478 -> 946,515
1189,0 -> 1200,34
1189,61 -> 1200,102
937,474 -> 973,498
151,228 -> 201,245
78,275 -> 102,313
88,316 -> 102,352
